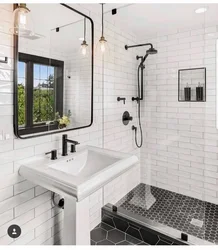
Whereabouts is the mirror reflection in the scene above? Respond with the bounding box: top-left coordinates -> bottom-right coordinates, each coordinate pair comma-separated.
15,4 -> 93,138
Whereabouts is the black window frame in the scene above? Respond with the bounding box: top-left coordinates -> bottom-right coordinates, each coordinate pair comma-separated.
18,52 -> 64,136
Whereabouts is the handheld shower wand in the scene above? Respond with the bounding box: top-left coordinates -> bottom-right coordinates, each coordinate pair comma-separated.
124,43 -> 158,148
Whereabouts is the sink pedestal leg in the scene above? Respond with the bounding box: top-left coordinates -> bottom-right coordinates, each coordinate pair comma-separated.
63,195 -> 90,245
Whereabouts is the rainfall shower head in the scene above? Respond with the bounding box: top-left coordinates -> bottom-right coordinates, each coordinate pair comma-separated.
146,47 -> 158,55
141,47 -> 157,64
125,43 -> 158,63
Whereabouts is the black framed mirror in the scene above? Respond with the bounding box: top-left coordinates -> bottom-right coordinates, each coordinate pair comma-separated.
13,3 -> 94,139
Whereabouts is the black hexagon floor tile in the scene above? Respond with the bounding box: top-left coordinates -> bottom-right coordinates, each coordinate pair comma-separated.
97,239 -> 114,245
126,234 -> 142,244
113,216 -> 128,232
156,240 -> 171,245
116,183 -> 218,244
117,240 -> 133,245
91,227 -> 107,242
107,229 -> 125,244
99,222 -> 114,231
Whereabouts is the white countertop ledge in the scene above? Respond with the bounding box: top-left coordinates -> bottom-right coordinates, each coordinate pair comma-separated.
19,145 -> 139,201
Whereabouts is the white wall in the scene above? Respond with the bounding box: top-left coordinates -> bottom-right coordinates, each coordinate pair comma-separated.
2,3 -> 217,246
0,3 -> 139,245
64,49 -> 92,127
141,25 -> 218,204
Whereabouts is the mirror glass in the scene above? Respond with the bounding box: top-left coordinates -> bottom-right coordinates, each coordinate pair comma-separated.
15,4 -> 93,138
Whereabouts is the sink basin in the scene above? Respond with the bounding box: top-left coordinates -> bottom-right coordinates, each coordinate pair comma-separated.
19,145 -> 139,245
48,149 -> 119,177
19,145 -> 138,201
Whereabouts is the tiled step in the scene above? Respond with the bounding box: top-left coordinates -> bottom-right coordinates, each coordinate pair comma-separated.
101,204 -> 189,245
91,222 -> 147,245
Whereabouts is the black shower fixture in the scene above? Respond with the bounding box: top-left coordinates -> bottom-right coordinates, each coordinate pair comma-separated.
125,42 -> 158,148
146,47 -> 158,55
117,96 -> 126,104
122,111 -> 133,125
125,42 -> 157,51
125,43 -> 158,101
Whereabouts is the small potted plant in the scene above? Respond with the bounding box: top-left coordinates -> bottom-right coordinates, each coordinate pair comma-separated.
55,110 -> 71,129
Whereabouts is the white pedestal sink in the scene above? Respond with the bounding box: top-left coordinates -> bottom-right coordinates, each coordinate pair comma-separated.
19,145 -> 138,245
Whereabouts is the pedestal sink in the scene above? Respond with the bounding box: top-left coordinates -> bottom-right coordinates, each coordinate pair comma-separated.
19,145 -> 138,245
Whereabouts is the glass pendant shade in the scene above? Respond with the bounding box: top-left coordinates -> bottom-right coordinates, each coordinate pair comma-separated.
80,40 -> 89,57
99,36 -> 107,53
79,18 -> 89,57
96,4 -> 109,57
10,4 -> 33,36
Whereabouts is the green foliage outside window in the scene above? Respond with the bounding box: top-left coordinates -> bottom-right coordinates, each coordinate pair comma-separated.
18,74 -> 55,126
18,84 -> 25,126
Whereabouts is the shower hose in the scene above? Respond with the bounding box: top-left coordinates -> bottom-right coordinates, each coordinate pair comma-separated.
134,64 -> 143,148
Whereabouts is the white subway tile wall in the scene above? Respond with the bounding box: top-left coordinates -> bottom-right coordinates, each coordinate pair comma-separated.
0,3 -> 140,245
1,2 -> 217,245
141,24 -> 218,204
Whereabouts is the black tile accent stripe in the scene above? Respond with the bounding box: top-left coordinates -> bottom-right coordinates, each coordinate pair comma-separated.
90,208 -> 186,245
91,218 -> 178,245
116,183 -> 218,244
103,209 -> 188,245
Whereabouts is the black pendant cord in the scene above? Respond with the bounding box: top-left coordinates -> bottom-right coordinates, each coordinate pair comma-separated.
101,3 -> 104,37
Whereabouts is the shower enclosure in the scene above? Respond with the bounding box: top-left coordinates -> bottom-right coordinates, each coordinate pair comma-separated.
103,5 -> 218,245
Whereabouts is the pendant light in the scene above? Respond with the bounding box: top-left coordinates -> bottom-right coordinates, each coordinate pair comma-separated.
80,18 -> 88,56
10,3 -> 31,35
99,3 -> 108,53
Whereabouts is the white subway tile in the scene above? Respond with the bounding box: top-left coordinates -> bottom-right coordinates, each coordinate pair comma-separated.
0,209 -> 34,238
14,191 -> 51,217
0,209 -> 13,227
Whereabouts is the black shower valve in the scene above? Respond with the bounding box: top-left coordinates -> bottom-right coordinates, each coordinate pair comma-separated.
122,111 -> 133,125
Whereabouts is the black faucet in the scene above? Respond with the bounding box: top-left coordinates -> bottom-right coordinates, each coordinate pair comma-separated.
45,149 -> 57,160
62,134 -> 80,156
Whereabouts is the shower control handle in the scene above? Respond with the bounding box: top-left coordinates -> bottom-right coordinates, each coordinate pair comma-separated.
122,111 -> 133,125
124,116 -> 133,121
117,97 -> 126,104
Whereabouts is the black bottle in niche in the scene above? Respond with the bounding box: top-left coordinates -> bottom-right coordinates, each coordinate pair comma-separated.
196,82 -> 203,101
184,83 -> 191,101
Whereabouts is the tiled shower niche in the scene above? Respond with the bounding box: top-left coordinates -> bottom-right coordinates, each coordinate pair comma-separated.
178,67 -> 206,102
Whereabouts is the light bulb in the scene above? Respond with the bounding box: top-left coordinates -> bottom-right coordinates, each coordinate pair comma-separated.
100,42 -> 106,52
99,36 -> 107,53
80,41 -> 88,56
81,46 -> 87,55
19,13 -> 27,25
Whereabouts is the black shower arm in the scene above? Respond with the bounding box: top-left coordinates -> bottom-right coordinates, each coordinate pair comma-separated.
125,43 -> 153,50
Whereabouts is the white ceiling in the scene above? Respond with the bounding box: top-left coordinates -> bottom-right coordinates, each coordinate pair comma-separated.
27,4 -> 82,35
21,4 -> 91,55
21,3 -> 218,55
82,3 -> 218,39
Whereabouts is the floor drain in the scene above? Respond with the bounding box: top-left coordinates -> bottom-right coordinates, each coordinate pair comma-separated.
190,219 -> 203,228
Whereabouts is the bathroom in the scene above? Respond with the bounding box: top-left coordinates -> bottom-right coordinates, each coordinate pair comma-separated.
0,1 -> 218,246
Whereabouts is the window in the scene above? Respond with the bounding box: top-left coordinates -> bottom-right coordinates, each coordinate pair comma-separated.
18,53 -> 64,135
